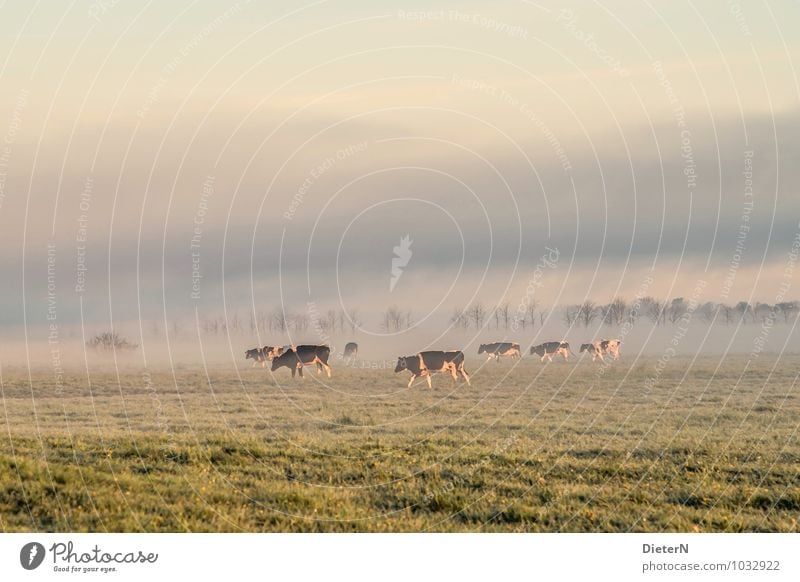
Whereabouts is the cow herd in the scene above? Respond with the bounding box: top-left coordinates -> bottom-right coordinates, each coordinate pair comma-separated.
245,338 -> 621,387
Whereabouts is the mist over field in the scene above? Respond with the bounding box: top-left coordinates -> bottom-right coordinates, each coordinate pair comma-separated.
1,1 -> 799,535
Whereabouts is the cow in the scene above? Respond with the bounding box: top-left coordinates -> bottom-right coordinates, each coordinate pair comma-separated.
579,342 -> 604,362
271,345 -> 332,378
478,342 -> 521,362
580,339 -> 621,362
599,339 -> 621,361
343,342 -> 358,359
265,345 -> 290,360
530,341 -> 571,362
394,350 -> 470,388
245,346 -> 269,368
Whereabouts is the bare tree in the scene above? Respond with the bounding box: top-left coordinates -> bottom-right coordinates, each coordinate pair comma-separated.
468,302 -> 486,329
87,331 -> 138,351
498,303 -> 510,329
603,297 -> 627,326
777,301 -> 799,323
272,308 -> 288,332
382,305 -> 409,331
668,298 -> 687,324
720,303 -> 734,325
754,302 -> 774,324
229,312 -> 240,333
641,297 -> 666,325
526,300 -> 538,330
563,305 -> 578,327
578,301 -> 598,327
348,309 -> 362,332
698,302 -> 718,324
451,308 -> 469,329
735,301 -> 751,323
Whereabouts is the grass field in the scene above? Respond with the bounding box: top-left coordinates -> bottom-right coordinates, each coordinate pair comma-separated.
1,354 -> 799,532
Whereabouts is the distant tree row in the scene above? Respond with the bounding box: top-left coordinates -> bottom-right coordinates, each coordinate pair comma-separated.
142,297 -> 799,339
450,301 -> 547,330
561,298 -> 800,327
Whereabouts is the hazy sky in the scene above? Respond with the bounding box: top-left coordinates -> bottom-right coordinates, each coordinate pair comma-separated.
1,0 -> 798,334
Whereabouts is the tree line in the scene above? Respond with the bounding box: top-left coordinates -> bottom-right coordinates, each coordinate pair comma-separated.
140,297 -> 799,338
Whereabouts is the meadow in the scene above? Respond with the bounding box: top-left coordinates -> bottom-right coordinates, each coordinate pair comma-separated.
1,353 -> 798,532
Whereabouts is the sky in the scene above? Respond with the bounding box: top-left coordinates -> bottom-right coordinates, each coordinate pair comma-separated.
0,0 -> 798,341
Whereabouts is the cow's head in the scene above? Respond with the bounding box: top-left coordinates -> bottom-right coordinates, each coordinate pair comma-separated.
271,350 -> 292,371
478,344 -> 487,354
530,345 -> 542,355
245,348 -> 262,360
394,357 -> 409,373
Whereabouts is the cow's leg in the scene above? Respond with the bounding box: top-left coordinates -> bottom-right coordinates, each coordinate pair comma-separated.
297,364 -> 304,378
426,374 -> 432,389
408,374 -> 416,388
460,367 -> 471,385
322,361 -> 332,378
291,367 -> 296,378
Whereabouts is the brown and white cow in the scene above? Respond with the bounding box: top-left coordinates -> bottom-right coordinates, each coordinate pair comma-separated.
478,342 -> 521,362
265,345 -> 290,360
530,341 -> 571,362
579,342 -> 604,362
271,345 -> 331,378
394,350 -> 470,388
599,339 -> 621,360
580,339 -> 621,362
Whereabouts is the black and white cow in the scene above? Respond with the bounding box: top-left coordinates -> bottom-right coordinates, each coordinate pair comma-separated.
478,342 -> 521,361
245,346 -> 269,368
394,350 -> 470,388
343,342 -> 358,359
271,345 -> 332,378
530,341 -> 571,362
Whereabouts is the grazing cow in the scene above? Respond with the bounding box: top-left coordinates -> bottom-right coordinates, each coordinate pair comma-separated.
478,342 -> 521,361
394,350 -> 470,388
343,342 -> 358,359
271,345 -> 332,378
530,341 -> 571,362
245,346 -> 268,368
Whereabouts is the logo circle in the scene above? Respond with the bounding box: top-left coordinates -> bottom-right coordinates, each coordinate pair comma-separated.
20,542 -> 46,570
